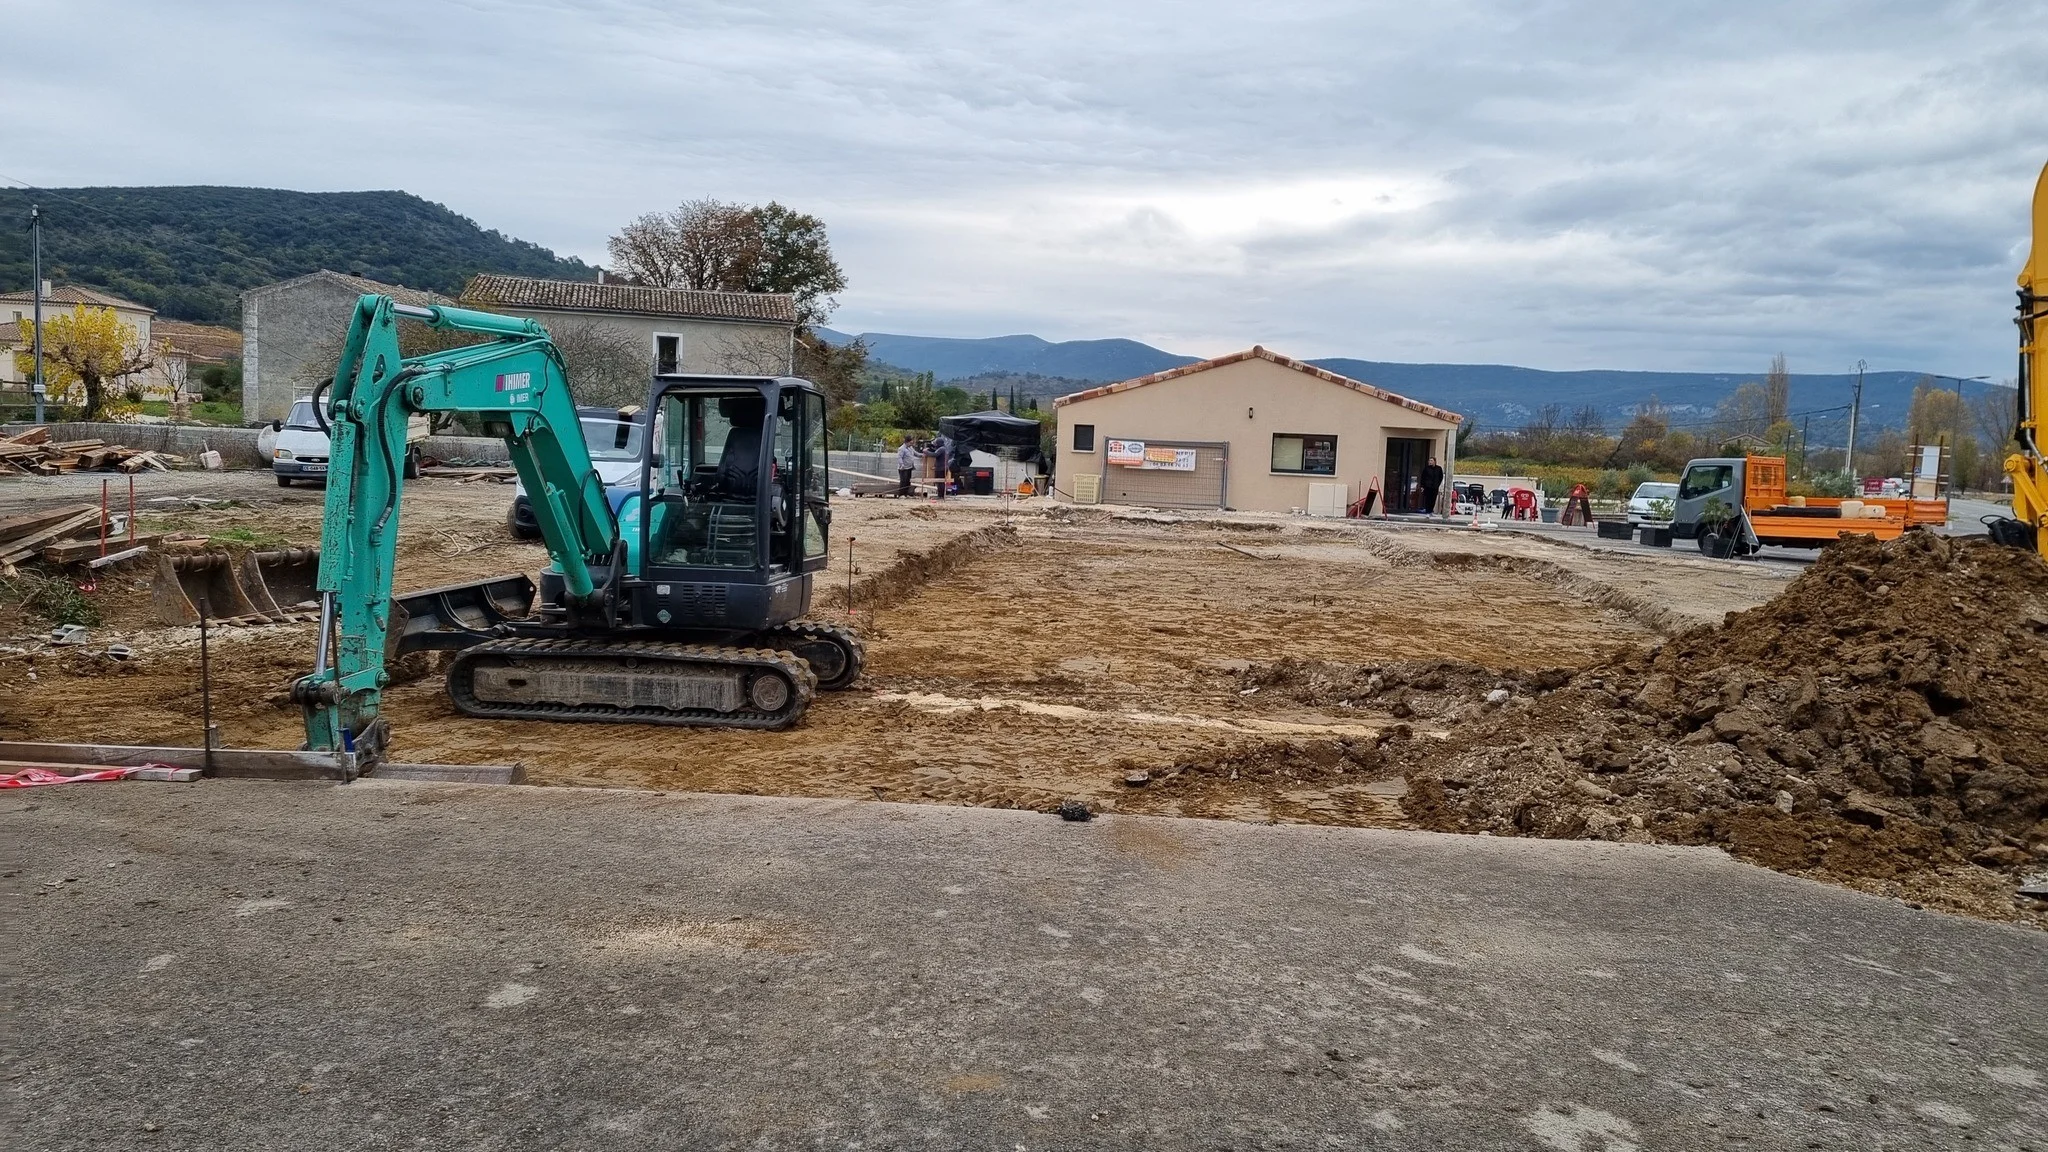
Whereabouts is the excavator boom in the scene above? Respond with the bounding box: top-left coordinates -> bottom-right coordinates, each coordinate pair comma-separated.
295,296 -> 622,754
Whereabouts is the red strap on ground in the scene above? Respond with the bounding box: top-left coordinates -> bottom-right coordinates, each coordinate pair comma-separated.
0,766 -> 140,788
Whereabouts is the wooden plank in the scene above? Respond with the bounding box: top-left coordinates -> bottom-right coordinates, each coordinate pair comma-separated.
0,741 -> 350,781
372,762 -> 526,785
87,544 -> 152,568
0,504 -> 98,545
0,509 -> 105,566
2,426 -> 52,446
41,532 -> 166,564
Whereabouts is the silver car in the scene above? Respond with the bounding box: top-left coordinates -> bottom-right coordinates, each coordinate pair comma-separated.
1626,481 -> 1679,524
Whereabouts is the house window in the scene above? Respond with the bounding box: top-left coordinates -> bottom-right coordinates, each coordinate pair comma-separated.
1073,423 -> 1096,451
654,334 -> 681,375
1272,433 -> 1337,475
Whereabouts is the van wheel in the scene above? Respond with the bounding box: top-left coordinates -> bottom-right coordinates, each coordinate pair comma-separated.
403,448 -> 422,480
277,476 -> 292,488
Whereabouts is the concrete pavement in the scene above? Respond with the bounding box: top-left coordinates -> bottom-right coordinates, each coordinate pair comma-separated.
8,780 -> 2046,1151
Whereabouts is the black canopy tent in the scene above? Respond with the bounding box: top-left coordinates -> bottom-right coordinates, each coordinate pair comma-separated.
936,410 -> 1043,463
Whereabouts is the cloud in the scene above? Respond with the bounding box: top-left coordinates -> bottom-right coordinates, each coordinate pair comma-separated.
7,0 -> 2043,376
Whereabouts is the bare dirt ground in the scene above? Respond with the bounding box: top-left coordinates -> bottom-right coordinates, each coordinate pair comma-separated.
25,480 -> 2033,926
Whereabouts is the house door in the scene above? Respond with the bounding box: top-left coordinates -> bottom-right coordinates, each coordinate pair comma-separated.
1383,437 -> 1439,513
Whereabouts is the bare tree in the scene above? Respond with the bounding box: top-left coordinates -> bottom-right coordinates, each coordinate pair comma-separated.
606,199 -> 848,329
1969,382 -> 2019,458
1715,381 -> 1773,445
699,328 -> 792,377
607,199 -> 763,293
1764,353 -> 1791,426
550,319 -> 652,410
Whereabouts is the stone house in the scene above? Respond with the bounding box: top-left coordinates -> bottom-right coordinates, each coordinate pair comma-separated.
241,271 -> 448,424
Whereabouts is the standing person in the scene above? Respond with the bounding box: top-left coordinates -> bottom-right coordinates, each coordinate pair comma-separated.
896,437 -> 918,497
926,433 -> 952,499
1420,456 -> 1445,516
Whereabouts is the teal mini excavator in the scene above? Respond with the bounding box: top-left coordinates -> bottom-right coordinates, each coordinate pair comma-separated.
291,294 -> 863,760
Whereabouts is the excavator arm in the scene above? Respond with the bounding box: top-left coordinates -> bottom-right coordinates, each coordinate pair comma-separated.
293,294 -> 619,754
2006,160 -> 2048,556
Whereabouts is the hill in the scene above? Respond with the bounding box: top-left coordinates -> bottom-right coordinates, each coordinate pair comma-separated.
0,186 -> 597,326
820,329 -> 1937,434
818,328 -> 1196,383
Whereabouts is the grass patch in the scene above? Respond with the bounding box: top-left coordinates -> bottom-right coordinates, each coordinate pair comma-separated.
204,525 -> 293,550
1,573 -> 103,627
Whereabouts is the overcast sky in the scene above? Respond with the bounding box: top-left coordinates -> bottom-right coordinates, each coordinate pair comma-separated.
8,0 -> 2044,376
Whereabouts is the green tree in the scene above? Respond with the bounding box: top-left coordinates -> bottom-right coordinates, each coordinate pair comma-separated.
892,373 -> 938,429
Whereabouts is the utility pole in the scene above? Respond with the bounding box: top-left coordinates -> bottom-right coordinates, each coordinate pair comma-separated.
30,203 -> 45,424
1845,359 -> 1865,487
1800,414 -> 1811,478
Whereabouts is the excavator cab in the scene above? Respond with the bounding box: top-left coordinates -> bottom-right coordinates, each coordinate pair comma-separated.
630,376 -> 831,635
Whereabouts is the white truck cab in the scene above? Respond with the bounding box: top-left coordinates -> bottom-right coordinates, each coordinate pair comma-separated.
270,396 -> 424,487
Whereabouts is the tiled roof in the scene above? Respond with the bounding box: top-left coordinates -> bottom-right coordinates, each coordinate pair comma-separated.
0,284 -> 155,314
240,270 -> 449,308
152,320 -> 244,363
461,273 -> 797,325
1053,346 -> 1463,425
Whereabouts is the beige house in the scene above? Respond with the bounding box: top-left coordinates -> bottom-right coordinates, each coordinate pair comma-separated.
0,283 -> 194,402
1053,347 -> 1463,514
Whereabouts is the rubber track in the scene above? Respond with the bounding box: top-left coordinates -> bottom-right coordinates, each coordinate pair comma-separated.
757,621 -> 866,691
446,638 -> 817,730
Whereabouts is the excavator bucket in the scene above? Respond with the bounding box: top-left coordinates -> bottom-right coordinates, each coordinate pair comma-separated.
153,552 -> 267,625
239,549 -> 322,621
392,574 -> 537,653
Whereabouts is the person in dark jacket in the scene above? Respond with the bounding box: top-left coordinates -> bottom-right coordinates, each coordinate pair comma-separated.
925,434 -> 953,499
1420,457 -> 1445,516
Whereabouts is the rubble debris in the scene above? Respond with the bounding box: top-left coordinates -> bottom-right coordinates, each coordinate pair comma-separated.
1386,533 -> 2048,922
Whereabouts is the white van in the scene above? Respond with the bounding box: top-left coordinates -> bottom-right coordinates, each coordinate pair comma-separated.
269,396 -> 422,487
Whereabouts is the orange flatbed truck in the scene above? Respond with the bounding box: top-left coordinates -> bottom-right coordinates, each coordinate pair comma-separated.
1670,455 -> 1947,556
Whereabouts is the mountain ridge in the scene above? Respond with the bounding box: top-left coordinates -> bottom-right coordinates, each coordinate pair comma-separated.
819,328 -> 1960,433
0,186 -> 597,326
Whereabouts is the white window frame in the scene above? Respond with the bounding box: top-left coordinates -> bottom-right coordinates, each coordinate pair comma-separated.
653,331 -> 684,376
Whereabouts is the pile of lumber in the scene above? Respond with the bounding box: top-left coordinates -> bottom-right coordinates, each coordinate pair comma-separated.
0,428 -> 182,476
0,503 -> 202,577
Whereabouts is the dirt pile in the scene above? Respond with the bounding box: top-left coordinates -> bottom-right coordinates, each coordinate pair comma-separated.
1392,533 -> 2048,923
